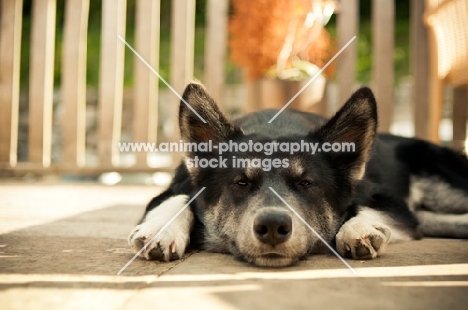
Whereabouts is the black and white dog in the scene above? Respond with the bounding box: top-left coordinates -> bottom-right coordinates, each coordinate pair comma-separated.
128,83 -> 468,267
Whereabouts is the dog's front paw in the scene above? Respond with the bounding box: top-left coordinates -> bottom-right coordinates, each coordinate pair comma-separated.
128,195 -> 193,261
128,222 -> 188,261
335,221 -> 391,260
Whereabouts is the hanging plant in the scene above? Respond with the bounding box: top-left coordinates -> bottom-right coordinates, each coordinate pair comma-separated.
229,0 -> 337,81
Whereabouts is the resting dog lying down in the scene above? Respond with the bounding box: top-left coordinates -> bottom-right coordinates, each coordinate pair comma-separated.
128,83 -> 468,267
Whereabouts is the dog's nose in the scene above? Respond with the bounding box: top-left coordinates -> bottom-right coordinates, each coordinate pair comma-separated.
253,211 -> 292,246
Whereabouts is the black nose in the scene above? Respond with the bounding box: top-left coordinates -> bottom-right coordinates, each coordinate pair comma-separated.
253,211 -> 292,246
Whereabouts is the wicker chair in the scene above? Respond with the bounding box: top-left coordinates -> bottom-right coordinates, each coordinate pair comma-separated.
424,0 -> 468,149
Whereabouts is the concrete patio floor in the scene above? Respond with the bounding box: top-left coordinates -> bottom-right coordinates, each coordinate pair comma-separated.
0,183 -> 467,310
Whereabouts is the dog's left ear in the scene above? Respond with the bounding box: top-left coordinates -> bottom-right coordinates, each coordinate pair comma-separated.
179,83 -> 242,144
313,87 -> 378,180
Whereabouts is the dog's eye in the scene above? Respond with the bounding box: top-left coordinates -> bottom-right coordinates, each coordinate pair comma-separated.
235,180 -> 249,187
298,180 -> 312,187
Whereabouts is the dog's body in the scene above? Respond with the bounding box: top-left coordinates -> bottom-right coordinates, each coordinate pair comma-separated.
129,84 -> 468,267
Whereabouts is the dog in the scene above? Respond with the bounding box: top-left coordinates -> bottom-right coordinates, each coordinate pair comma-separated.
128,83 -> 468,267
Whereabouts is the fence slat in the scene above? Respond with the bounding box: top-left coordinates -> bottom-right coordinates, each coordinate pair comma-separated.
0,0 -> 23,166
28,0 -> 56,167
98,0 -> 126,166
170,0 -> 196,140
245,75 -> 261,113
62,0 -> 89,167
411,0 -> 430,139
204,0 -> 228,103
452,87 -> 468,151
372,0 -> 395,132
337,0 -> 358,105
133,0 -> 160,165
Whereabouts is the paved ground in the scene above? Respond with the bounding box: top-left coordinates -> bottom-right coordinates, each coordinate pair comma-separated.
0,183 -> 467,310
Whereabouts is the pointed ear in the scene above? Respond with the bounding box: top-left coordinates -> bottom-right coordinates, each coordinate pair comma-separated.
315,87 -> 378,180
179,83 -> 241,144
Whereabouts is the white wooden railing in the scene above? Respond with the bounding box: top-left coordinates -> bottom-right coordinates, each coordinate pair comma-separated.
0,0 -> 229,174
0,0 -> 430,175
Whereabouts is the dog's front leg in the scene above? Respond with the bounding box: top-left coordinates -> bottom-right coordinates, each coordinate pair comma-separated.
128,195 -> 194,261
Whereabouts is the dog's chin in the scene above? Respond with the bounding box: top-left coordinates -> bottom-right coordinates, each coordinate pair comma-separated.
250,254 -> 296,267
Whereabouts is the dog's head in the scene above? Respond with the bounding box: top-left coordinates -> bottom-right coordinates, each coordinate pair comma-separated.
179,83 -> 377,267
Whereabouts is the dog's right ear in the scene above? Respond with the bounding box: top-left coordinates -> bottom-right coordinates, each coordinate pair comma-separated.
179,83 -> 242,145
312,87 -> 378,181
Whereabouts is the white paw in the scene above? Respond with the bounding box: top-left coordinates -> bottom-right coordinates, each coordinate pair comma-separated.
336,220 -> 391,260
128,195 -> 193,261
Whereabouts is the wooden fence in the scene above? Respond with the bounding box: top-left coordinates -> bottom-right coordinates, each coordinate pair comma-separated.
0,0 -> 229,174
0,0 -> 430,175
